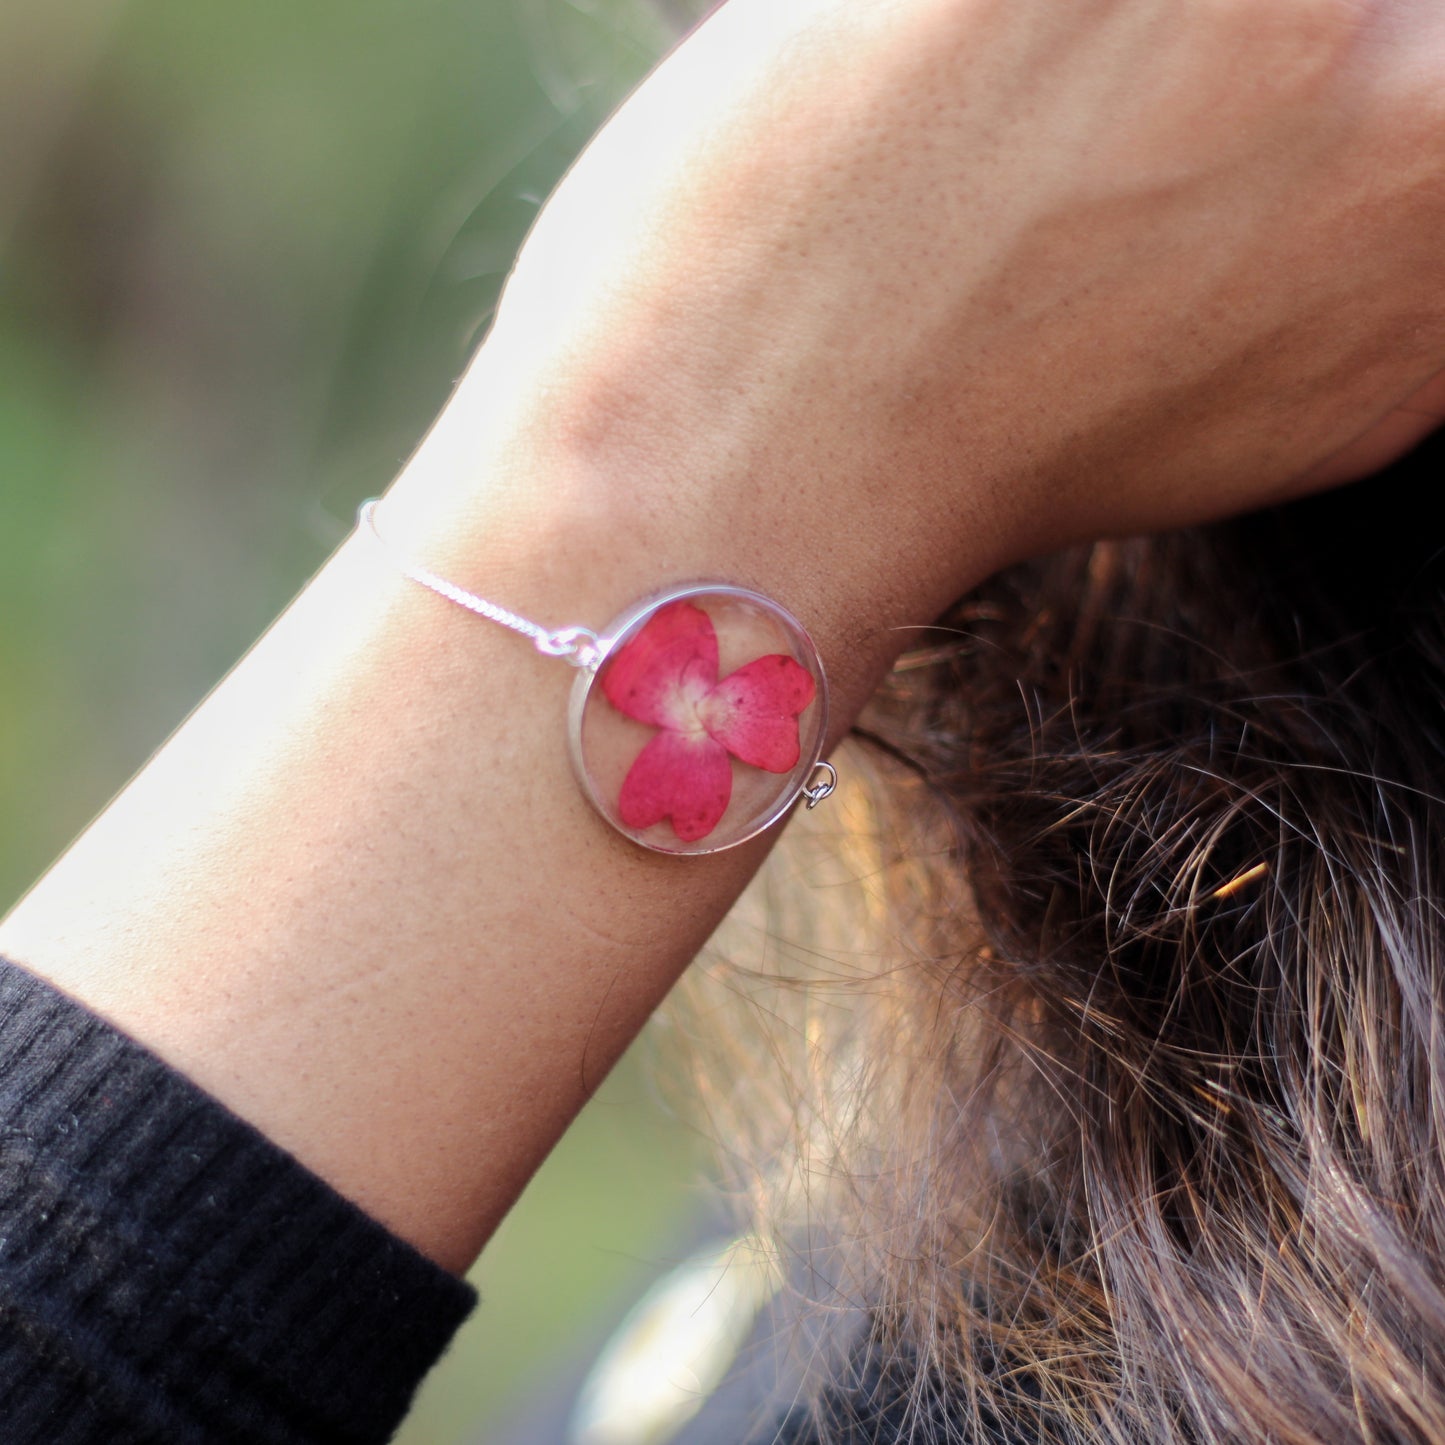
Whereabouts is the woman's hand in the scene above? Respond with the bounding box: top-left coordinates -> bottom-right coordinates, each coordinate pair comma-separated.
399,0 -> 1445,623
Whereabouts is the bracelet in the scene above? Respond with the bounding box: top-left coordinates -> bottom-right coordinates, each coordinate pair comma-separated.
358,500 -> 835,855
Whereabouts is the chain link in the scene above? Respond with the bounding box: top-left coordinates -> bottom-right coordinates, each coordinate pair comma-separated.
802,761 -> 837,809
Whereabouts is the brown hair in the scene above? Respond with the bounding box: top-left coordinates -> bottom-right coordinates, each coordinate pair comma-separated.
686,435 -> 1445,1442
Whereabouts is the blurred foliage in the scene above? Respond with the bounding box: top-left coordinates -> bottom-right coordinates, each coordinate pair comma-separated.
1,2 -> 706,1440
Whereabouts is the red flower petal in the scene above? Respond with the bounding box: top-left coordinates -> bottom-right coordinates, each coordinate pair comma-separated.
699,654 -> 816,773
601,601 -> 719,731
617,730 -> 733,842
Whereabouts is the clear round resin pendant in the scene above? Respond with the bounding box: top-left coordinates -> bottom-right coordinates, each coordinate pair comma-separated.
569,585 -> 829,855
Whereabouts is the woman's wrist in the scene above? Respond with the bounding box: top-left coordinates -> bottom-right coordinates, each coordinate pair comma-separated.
386,329 -> 1021,714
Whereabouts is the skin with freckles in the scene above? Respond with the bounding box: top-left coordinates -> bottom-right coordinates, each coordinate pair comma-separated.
1,0 -> 1443,1272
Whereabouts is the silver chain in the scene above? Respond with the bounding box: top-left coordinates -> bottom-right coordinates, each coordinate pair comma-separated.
357,500 -> 604,669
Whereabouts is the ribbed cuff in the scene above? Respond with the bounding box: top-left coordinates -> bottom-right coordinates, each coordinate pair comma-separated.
0,956 -> 475,1445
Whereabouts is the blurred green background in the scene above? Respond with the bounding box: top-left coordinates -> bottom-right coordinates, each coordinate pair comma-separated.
1,3 -> 709,1440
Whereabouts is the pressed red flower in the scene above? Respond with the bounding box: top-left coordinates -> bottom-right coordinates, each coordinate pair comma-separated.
601,600 -> 816,842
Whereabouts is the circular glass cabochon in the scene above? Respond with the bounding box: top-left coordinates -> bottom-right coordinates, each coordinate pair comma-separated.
569,585 -> 829,855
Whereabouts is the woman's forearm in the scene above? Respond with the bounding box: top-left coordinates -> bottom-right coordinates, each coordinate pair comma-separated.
0,361 -> 1004,1273
4,0 -> 1445,1275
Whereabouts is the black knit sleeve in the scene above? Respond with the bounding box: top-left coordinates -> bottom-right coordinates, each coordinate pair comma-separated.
0,956 -> 476,1445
